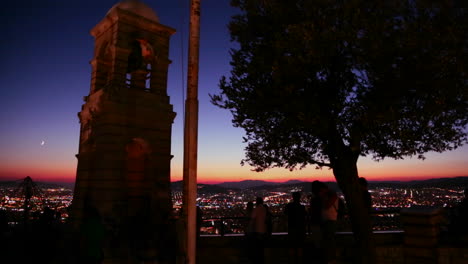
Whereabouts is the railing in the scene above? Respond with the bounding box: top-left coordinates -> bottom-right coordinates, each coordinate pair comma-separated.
199,209 -> 403,236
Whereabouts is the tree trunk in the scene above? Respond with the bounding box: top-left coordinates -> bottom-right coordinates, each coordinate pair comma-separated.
332,153 -> 376,264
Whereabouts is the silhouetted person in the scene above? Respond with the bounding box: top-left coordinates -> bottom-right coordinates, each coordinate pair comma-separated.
310,181 -> 326,249
264,204 -> 273,238
460,188 -> 468,233
245,201 -> 254,235
285,192 -> 306,264
460,188 -> 468,210
320,183 -> 338,264
451,188 -> 468,240
359,177 -> 372,212
248,197 -> 268,264
244,201 -> 255,263
40,206 -> 56,226
55,211 -> 62,222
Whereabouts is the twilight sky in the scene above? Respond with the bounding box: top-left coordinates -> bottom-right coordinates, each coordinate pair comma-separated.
0,0 -> 467,184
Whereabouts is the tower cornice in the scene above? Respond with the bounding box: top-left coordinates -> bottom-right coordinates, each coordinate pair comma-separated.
91,8 -> 176,39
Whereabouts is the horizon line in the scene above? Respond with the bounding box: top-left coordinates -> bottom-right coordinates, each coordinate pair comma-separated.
1,175 -> 466,185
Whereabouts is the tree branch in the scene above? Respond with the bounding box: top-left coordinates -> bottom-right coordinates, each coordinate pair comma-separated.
310,160 -> 332,168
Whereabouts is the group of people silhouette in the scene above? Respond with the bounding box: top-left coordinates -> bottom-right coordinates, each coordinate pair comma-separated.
243,179 -> 372,264
244,197 -> 273,263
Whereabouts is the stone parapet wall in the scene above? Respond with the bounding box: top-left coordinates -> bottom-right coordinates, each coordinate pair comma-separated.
197,232 -> 404,264
438,247 -> 468,264
196,232 -> 467,264
400,206 -> 446,264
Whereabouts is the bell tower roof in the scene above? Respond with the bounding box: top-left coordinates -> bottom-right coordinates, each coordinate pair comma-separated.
107,0 -> 159,22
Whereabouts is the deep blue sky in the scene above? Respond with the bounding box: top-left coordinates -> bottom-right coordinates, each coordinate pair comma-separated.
1,0 -> 467,183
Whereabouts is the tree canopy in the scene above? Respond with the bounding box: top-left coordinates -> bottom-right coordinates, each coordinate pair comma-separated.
212,0 -> 468,172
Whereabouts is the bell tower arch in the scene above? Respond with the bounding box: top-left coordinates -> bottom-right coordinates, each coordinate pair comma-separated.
71,0 -> 176,245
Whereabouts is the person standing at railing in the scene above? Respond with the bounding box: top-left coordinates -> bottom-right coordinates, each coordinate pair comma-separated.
459,188 -> 468,238
244,201 -> 254,236
248,197 -> 268,264
450,187 -> 468,241
244,201 -> 255,263
309,181 -> 325,248
320,183 -> 339,264
359,177 -> 372,212
285,191 -> 306,264
264,204 -> 273,238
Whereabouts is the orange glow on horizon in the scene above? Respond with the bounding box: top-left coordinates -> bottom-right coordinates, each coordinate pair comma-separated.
171,173 -> 465,184
1,155 -> 466,184
0,170 -> 465,184
0,165 -> 76,183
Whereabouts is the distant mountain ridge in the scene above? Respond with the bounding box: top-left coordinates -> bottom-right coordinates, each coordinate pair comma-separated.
0,180 -> 73,190
1,176 -> 466,193
217,180 -> 276,189
217,179 -> 306,189
213,176 -> 468,192
170,181 -> 238,193
370,176 -> 468,189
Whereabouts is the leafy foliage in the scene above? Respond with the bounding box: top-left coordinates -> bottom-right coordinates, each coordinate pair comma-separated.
212,0 -> 468,171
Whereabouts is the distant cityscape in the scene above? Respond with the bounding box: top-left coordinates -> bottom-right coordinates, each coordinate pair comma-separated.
1,176 -> 467,235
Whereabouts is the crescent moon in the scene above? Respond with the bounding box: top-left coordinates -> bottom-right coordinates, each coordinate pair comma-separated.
41,140 -> 45,146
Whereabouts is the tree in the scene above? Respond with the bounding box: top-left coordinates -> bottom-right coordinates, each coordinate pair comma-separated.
211,1 -> 468,263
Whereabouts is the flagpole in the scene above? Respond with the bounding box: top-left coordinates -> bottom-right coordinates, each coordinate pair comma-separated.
182,0 -> 200,263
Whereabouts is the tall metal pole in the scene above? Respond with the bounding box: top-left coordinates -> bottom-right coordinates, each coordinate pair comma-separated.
182,0 -> 200,263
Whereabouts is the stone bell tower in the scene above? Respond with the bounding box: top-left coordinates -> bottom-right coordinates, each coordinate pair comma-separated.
71,0 -> 176,239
